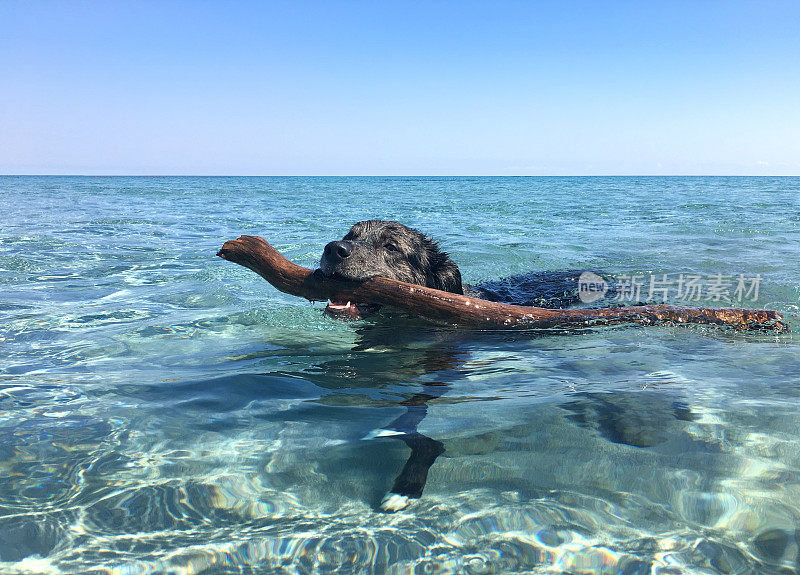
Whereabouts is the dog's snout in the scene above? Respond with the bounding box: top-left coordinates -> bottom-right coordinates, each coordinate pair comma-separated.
324,240 -> 352,262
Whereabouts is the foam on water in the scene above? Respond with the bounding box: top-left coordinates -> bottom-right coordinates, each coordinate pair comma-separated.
1,176 -> 799,573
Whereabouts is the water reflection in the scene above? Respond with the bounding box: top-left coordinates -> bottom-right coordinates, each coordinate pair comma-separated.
268,320 -> 715,515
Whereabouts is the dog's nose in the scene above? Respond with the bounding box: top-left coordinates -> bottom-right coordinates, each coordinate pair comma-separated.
323,240 -> 352,262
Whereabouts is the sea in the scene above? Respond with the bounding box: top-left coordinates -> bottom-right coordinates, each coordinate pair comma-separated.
1,176 -> 799,574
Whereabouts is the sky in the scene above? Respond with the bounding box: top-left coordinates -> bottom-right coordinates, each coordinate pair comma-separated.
1,1 -> 798,175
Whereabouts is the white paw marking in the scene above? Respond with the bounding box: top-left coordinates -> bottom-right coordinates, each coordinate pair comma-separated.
380,492 -> 413,512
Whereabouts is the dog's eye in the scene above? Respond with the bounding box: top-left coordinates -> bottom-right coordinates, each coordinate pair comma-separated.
384,243 -> 399,252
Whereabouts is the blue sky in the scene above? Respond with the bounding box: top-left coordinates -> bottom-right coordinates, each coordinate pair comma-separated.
1,1 -> 798,175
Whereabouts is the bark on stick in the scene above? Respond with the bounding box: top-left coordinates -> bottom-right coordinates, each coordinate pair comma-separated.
217,235 -> 787,331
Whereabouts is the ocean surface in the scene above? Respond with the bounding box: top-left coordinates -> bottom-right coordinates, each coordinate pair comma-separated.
1,176 -> 799,574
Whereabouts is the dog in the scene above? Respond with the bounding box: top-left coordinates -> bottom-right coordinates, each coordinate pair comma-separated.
315,221 -> 689,512
316,220 -> 588,512
318,219 -> 463,319
318,219 -> 591,319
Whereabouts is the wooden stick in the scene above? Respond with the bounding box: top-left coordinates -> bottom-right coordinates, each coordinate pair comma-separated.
217,235 -> 788,332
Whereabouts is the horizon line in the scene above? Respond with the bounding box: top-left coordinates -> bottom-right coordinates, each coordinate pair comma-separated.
2,173 -> 798,178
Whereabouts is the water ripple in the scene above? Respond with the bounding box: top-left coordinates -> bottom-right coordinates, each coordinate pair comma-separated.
2,176 -> 800,573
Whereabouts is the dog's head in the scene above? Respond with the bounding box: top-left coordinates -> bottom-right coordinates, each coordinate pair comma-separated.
318,220 -> 463,318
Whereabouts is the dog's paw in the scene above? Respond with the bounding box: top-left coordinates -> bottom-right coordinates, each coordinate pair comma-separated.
380,492 -> 415,512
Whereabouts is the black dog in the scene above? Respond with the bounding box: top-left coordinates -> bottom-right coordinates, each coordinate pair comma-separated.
316,220 -> 591,511
316,221 -> 682,512
318,220 -> 463,319
318,220 -> 591,319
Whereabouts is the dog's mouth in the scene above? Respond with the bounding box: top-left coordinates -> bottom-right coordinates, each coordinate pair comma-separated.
315,269 -> 382,319
324,300 -> 382,320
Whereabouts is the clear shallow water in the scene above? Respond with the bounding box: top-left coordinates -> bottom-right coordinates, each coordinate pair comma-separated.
1,176 -> 799,574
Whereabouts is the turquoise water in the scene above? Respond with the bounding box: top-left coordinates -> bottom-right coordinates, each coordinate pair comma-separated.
1,176 -> 799,574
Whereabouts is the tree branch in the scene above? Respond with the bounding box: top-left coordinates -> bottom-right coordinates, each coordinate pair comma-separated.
217,235 -> 788,332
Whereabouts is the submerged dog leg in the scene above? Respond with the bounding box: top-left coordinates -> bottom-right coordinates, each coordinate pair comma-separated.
381,433 -> 446,512
371,384 -> 451,512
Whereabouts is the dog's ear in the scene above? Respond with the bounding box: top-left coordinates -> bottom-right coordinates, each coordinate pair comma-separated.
431,254 -> 463,295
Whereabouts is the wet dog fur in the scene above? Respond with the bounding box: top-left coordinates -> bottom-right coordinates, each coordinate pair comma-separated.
318,220 -> 464,319
319,220 -> 463,293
